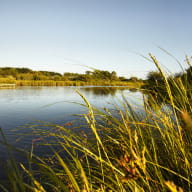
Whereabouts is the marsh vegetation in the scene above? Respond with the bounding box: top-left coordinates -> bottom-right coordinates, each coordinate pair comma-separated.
0,55 -> 192,192
0,68 -> 142,88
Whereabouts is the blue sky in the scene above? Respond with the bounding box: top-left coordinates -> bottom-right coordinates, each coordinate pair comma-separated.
0,0 -> 192,78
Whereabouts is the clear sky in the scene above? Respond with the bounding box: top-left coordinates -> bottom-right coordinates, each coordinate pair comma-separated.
0,0 -> 192,78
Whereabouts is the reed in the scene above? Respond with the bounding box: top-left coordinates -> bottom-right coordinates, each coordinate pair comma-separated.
14,80 -> 142,87
0,55 -> 191,192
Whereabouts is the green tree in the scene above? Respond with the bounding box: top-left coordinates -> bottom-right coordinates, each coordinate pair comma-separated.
147,71 -> 163,82
111,71 -> 118,81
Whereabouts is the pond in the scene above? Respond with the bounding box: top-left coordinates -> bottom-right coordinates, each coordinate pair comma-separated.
0,86 -> 143,180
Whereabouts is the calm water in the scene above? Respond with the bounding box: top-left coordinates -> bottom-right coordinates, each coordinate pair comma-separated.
0,86 -> 142,179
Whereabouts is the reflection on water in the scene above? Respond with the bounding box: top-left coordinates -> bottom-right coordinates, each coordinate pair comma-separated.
0,86 -> 142,146
0,86 -> 142,180
82,86 -> 118,96
79,86 -> 139,96
0,86 -> 142,142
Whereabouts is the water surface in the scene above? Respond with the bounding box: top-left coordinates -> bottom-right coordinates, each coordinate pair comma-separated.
0,86 -> 143,179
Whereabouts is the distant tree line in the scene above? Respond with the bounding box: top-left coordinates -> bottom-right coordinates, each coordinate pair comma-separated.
0,67 -> 142,82
0,67 -> 62,81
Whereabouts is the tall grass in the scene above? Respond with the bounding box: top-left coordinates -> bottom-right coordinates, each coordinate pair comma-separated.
0,79 -> 142,87
0,54 -> 192,191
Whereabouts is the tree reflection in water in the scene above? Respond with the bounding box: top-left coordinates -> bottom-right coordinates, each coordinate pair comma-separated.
80,86 -> 138,96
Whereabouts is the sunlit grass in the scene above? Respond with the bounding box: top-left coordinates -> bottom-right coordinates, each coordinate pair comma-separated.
0,54 -> 192,191
0,78 -> 142,87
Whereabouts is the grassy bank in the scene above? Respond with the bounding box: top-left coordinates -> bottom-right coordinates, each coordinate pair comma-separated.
15,80 -> 142,87
0,78 -> 142,88
0,55 -> 192,192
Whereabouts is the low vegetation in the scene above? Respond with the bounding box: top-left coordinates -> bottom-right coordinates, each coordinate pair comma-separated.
0,67 -> 142,87
0,54 -> 192,191
142,55 -> 192,109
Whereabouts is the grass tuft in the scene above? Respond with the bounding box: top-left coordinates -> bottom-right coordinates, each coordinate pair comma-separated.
0,55 -> 192,191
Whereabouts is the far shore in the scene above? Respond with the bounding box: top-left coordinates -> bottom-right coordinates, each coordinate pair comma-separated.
0,80 -> 143,88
